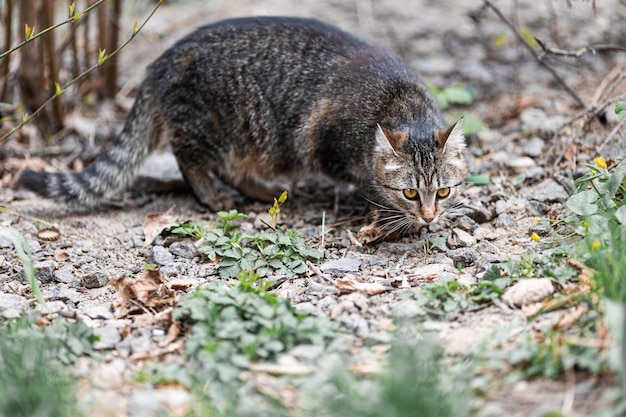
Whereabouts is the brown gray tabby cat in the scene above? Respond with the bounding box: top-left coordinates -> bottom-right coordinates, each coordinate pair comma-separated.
19,16 -> 467,231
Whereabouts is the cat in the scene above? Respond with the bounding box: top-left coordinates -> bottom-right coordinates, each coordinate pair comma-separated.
18,16 -> 467,232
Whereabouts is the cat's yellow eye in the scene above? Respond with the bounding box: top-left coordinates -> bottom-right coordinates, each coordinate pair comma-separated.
437,187 -> 451,199
403,188 -> 418,200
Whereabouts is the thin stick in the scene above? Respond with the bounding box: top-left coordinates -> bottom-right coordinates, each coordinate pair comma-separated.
0,0 -> 12,101
598,116 -> 626,152
535,38 -> 626,59
0,0 -> 163,143
483,0 -> 586,109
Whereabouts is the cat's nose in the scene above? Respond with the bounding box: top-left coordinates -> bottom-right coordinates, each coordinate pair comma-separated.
422,216 -> 435,223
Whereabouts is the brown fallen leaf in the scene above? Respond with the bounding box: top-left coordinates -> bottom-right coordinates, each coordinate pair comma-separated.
335,277 -> 389,295
166,278 -> 192,291
110,268 -> 176,319
143,212 -> 179,247
554,304 -> 588,330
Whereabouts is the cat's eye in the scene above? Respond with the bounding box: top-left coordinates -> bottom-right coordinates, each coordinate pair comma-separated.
403,188 -> 418,200
437,187 -> 451,199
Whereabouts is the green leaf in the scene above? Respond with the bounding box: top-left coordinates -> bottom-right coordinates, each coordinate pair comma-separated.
449,112 -> 483,134
615,206 -> 626,226
615,101 -> 626,118
465,173 -> 490,186
0,227 -> 47,310
565,189 -> 599,216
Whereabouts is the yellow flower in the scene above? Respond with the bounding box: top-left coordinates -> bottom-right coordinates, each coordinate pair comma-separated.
591,240 -> 601,251
530,232 -> 540,242
595,156 -> 607,169
535,217 -> 540,224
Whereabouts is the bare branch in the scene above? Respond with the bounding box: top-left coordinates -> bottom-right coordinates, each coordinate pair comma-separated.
483,0 -> 587,109
535,38 -> 626,59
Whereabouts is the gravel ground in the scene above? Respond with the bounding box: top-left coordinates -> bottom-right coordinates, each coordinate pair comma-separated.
1,0 -> 626,416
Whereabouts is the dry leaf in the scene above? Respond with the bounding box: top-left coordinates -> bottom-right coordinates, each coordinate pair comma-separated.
352,360 -> 382,376
502,278 -> 555,307
554,304 -> 588,330
335,278 -> 388,295
166,278 -> 192,291
143,212 -> 179,246
110,268 -> 176,318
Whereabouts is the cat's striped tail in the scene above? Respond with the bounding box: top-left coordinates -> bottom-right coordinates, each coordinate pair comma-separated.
18,85 -> 158,206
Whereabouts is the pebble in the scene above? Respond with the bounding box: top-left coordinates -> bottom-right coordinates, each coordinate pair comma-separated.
85,305 -> 114,320
449,248 -> 478,267
34,260 -> 56,283
317,295 -> 338,309
130,329 -> 153,355
81,270 -> 110,288
506,156 -> 536,171
54,265 -> 75,284
27,239 -> 42,253
168,241 -> 197,258
160,262 -> 187,277
521,179 -> 568,203
150,246 -> 174,266
319,258 -> 361,273
466,202 -> 493,223
522,137 -> 545,157
0,293 -> 29,318
93,324 -> 123,350
452,228 -> 477,247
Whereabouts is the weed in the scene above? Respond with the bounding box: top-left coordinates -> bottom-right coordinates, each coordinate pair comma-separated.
0,313 -> 98,417
173,272 -> 337,385
172,200 -> 322,279
423,236 -> 445,260
414,273 -> 508,319
0,226 -> 47,309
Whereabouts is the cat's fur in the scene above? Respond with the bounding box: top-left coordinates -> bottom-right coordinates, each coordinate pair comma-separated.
19,16 -> 467,228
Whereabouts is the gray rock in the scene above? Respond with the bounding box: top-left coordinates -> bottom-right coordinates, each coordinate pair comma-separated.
130,329 -> 153,355
85,305 -> 114,320
75,239 -> 94,252
160,262 -> 187,277
81,270 -> 109,288
452,228 -> 477,247
54,264 -> 75,284
0,235 -> 12,249
529,223 -> 550,237
449,248 -> 478,267
27,239 -> 41,253
317,295 -> 338,309
150,246 -> 174,266
168,241 -> 197,258
34,260 -> 56,283
467,202 -> 493,223
493,213 -> 518,229
391,300 -> 425,318
0,293 -> 29,318
319,258 -> 361,273
521,179 -> 568,203
93,325 -> 122,350
522,137 -> 545,157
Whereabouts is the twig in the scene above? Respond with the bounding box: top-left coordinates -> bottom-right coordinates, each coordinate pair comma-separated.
0,0 -> 107,61
536,38 -> 626,58
0,0 -> 163,143
598,116 -> 626,152
483,0 -> 587,109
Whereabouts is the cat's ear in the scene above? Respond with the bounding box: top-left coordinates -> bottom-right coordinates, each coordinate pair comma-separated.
376,124 -> 407,156
435,118 -> 465,153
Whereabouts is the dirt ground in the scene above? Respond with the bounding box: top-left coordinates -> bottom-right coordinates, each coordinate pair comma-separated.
2,0 -> 626,416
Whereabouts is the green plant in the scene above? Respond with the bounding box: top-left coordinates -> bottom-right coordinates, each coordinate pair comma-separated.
173,272 -> 337,384
425,82 -> 473,110
0,226 -> 47,309
414,273 -> 508,319
0,313 -> 98,417
616,101 -> 626,119
422,236 -> 444,260
171,205 -> 322,279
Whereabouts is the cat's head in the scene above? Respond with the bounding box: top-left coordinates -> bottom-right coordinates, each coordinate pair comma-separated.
372,119 -> 467,229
